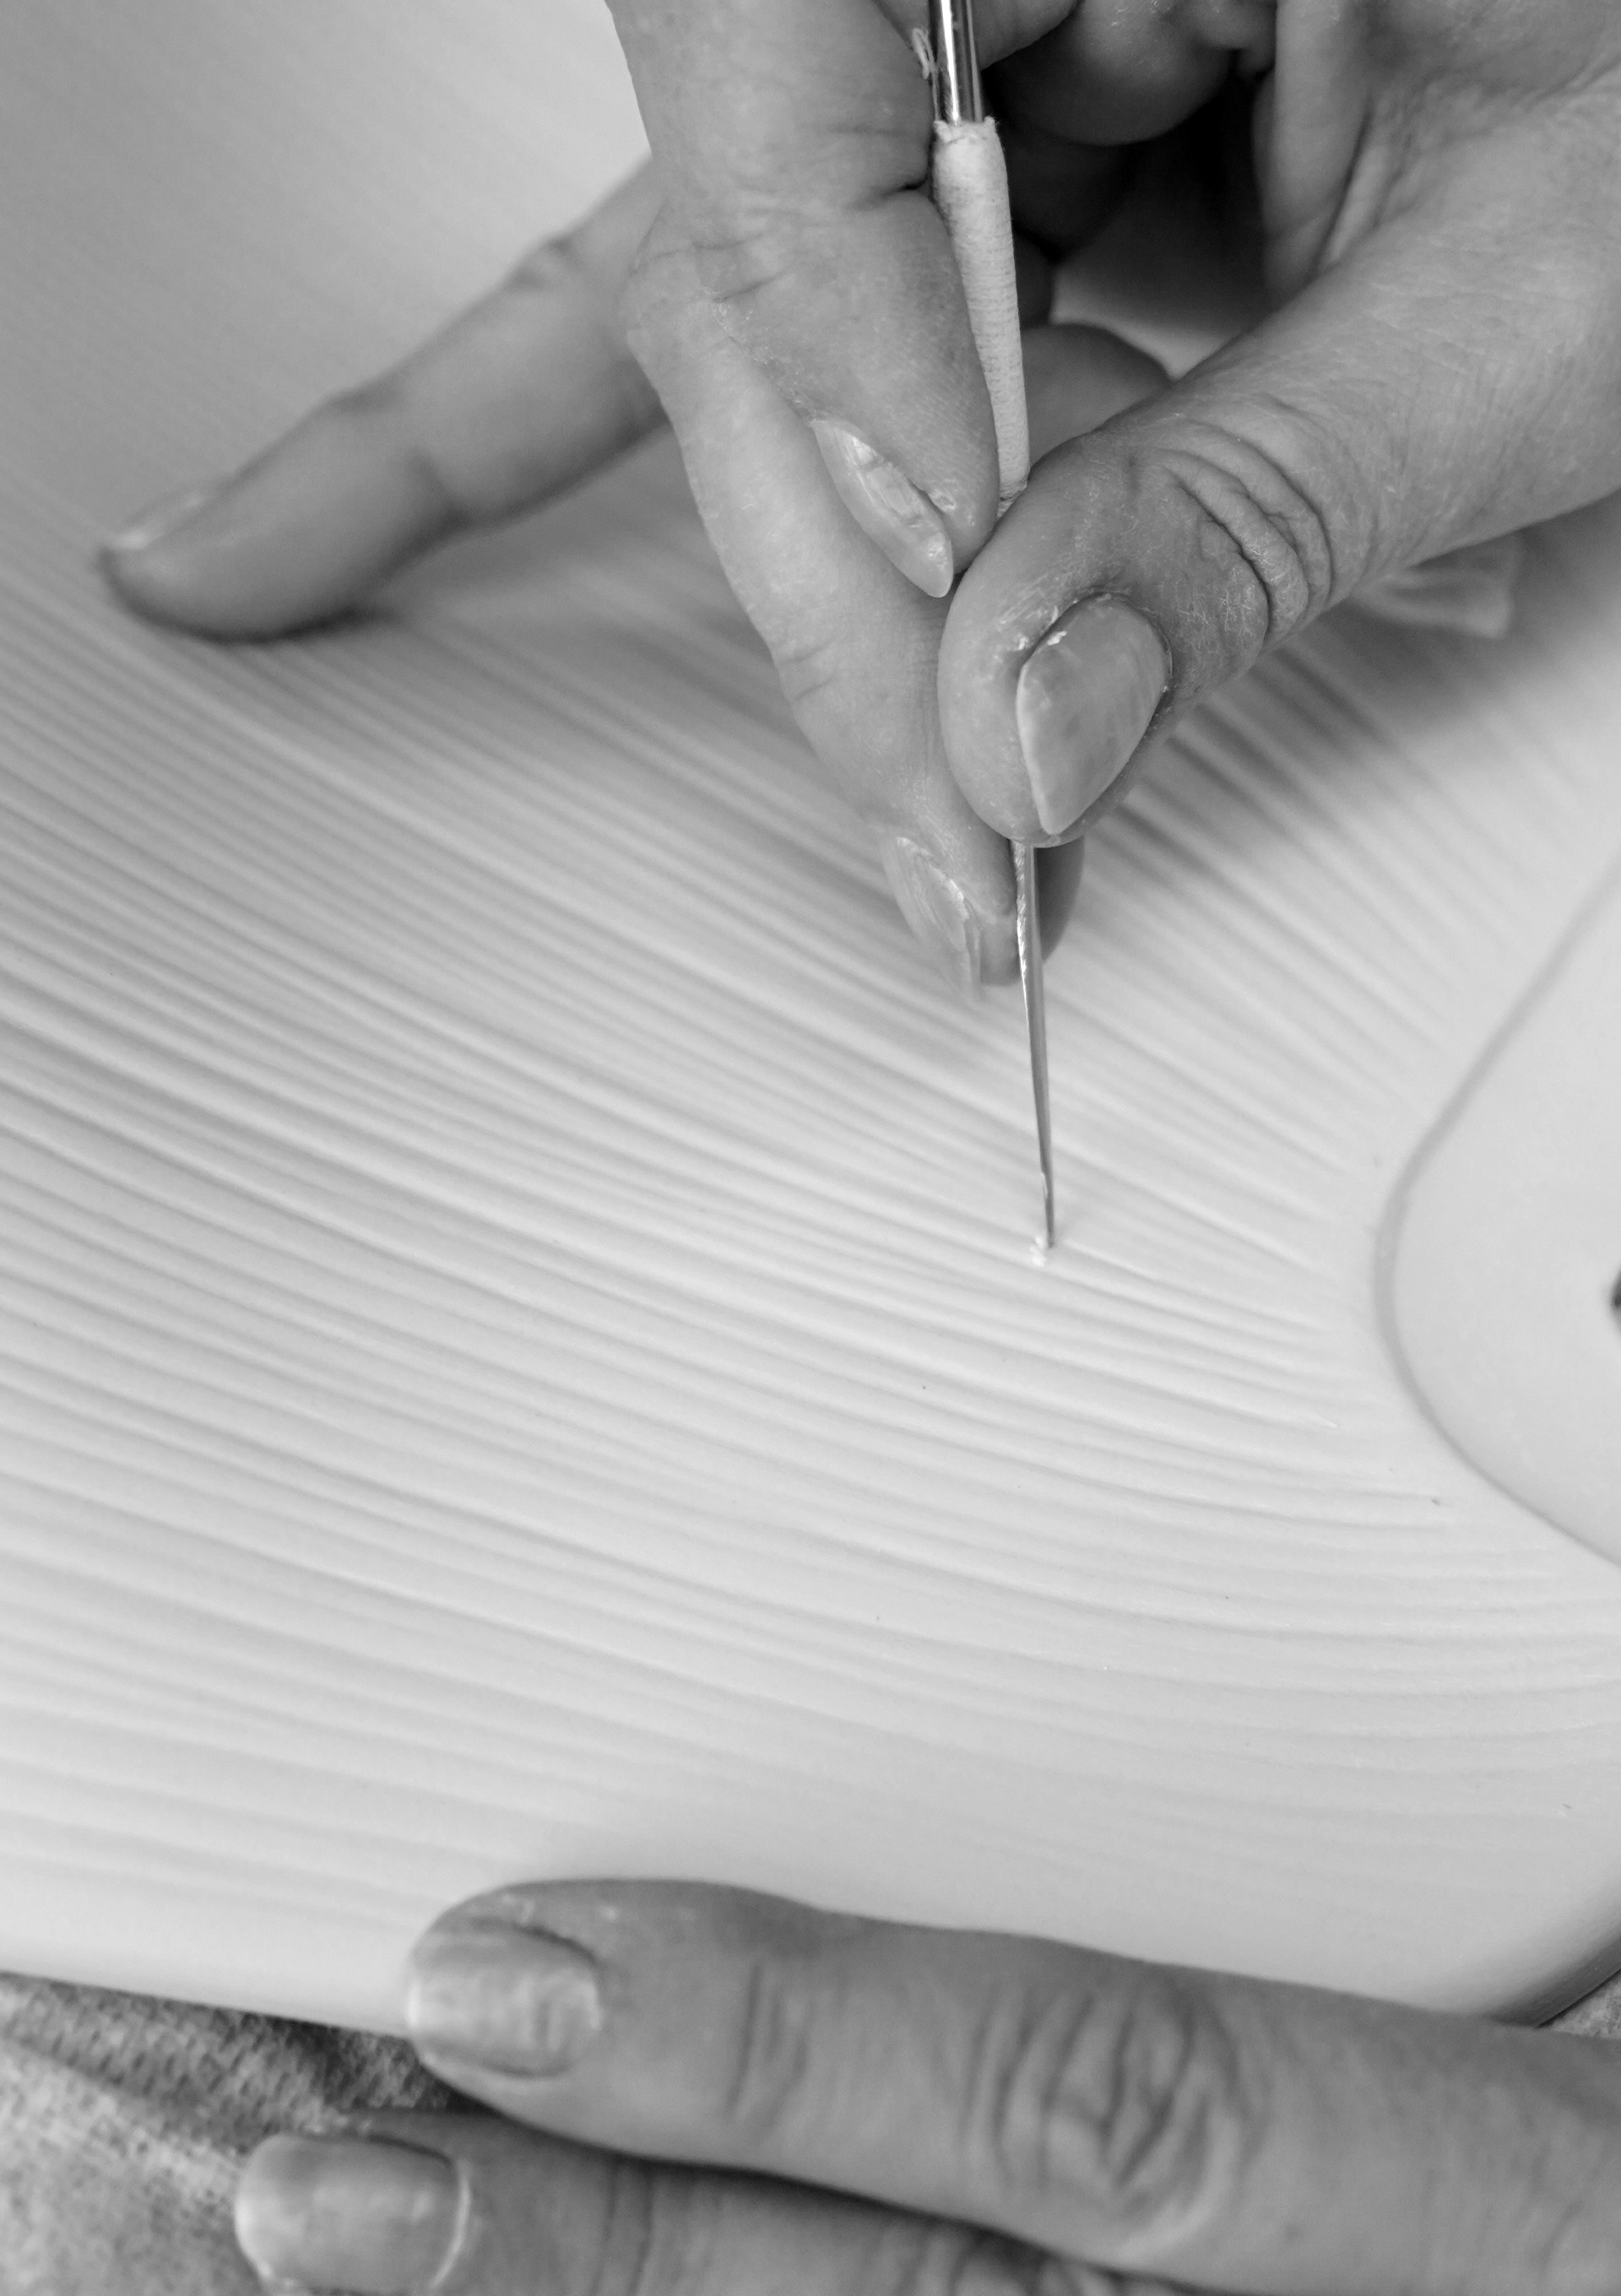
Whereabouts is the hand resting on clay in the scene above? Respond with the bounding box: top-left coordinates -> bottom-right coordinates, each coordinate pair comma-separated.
234,1879 -> 1621,2296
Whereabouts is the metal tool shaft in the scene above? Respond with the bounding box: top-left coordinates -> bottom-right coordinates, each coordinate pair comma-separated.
925,0 -> 1058,1246
1014,842 -> 1055,1248
926,0 -> 984,123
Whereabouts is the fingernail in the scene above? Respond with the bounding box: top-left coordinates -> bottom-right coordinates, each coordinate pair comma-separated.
1015,597 -> 1168,836
405,1921 -> 603,2075
810,420 -> 954,598
235,2136 -> 462,2296
103,483 -> 220,557
878,836 -> 984,999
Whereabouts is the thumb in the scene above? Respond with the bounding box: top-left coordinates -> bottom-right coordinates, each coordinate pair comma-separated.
939,111 -> 1621,843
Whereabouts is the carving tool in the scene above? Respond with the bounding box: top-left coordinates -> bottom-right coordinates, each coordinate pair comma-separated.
918,0 -> 1056,1247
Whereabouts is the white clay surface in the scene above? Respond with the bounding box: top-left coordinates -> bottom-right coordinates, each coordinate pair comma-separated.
3,2 -> 1621,2034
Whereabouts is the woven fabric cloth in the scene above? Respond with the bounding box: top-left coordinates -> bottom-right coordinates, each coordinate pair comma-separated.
0,1977 -> 458,2295
2,1960 -> 1618,2293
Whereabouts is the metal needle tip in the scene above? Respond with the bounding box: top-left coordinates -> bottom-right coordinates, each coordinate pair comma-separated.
1013,841 -> 1055,1248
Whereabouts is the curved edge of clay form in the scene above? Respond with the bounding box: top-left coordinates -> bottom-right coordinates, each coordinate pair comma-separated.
1383,860 -> 1621,1568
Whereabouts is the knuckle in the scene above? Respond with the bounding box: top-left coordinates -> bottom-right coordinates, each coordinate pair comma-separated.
513,225 -> 648,392
969,1972 -> 1256,2248
691,213 -> 796,307
581,2158 -> 658,2296
312,377 -> 460,517
617,198 -> 839,405
687,206 -> 838,347
315,372 -> 485,528
618,233 -> 691,376
511,165 -> 659,319
319,373 -> 404,438
770,625 -> 842,714
894,2224 -> 1178,2296
714,1947 -> 817,2146
618,238 -> 661,353
1155,415 -> 1344,650
876,2222 -> 1047,2296
586,2160 -> 713,2296
511,226 -> 598,306
1038,2267 -> 1180,2296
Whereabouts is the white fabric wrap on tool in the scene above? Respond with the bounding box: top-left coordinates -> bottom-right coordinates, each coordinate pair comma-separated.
930,117 -> 1029,511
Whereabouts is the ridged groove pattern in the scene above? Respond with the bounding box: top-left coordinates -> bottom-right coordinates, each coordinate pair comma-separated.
3,2 -> 1621,2030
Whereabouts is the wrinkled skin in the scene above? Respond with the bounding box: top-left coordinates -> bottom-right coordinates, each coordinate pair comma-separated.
233,1878 -> 1621,2296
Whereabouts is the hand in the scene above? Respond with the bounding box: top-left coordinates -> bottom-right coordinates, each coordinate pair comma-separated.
102,4 -> 1621,997
96,133 -> 1142,995
233,1879 -> 1621,2296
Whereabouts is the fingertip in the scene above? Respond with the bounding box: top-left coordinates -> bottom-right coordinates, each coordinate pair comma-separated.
941,436 -> 1184,848
877,835 -> 988,1001
234,2132 -> 463,2296
100,402 -> 456,638
877,831 -> 1021,998
101,483 -> 220,561
97,514 -> 281,639
938,563 -> 1055,847
1014,597 -> 1168,836
98,482 -> 235,628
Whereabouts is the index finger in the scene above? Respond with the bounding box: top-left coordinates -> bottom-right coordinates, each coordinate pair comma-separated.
404,1882 -> 1621,2296
624,216 -> 1027,986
